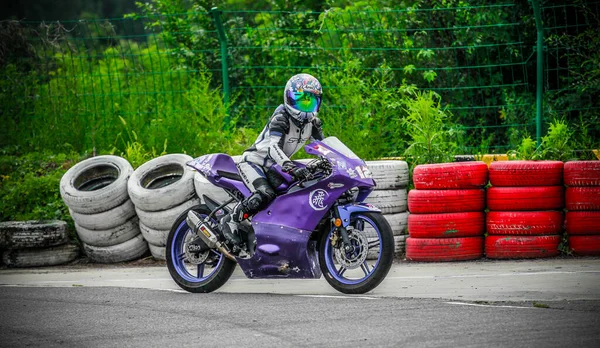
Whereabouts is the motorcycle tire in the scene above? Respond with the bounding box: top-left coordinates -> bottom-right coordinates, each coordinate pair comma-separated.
318,212 -> 394,294
166,204 -> 236,293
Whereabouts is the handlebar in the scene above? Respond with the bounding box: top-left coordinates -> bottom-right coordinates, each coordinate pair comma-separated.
306,156 -> 332,175
296,156 -> 332,187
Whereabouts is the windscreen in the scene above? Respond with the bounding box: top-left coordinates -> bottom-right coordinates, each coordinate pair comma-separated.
321,137 -> 359,159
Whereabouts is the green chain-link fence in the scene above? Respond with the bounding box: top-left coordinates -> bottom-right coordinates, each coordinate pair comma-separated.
0,1 -> 597,157
220,4 -> 533,154
542,1 -> 600,135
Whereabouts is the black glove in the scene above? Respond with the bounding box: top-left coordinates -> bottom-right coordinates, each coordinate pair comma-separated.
311,117 -> 324,141
282,161 -> 312,181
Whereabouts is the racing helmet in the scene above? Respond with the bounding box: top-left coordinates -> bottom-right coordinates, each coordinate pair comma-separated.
283,73 -> 322,123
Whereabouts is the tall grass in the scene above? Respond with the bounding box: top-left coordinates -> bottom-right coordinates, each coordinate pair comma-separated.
3,42 -> 258,157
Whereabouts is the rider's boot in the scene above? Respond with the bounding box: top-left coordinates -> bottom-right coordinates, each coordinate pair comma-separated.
220,187 -> 272,247
219,202 -> 247,246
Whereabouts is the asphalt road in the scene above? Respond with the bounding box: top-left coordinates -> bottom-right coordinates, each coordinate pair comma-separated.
1,286 -> 599,348
1,259 -> 599,347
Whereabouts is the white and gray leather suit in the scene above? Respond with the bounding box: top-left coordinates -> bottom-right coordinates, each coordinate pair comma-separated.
234,104 -> 324,219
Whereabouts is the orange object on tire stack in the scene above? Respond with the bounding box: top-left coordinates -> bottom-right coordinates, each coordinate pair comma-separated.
486,161 -> 564,259
406,162 -> 488,261
564,161 -> 600,256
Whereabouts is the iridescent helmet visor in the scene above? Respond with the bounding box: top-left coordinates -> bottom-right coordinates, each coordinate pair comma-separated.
286,90 -> 322,113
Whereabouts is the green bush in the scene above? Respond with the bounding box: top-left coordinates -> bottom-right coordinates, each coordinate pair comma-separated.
508,118 -> 595,161
402,89 -> 458,170
0,150 -> 83,239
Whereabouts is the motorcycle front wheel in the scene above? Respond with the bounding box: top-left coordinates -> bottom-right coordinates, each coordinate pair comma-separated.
166,205 -> 236,293
318,212 -> 394,294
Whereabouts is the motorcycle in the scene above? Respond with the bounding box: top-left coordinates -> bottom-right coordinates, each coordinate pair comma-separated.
166,136 -> 394,294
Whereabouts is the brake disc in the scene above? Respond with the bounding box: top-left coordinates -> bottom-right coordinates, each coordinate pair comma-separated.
334,230 -> 368,270
184,235 -> 209,265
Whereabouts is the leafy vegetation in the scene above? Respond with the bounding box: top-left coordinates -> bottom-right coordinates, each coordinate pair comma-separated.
0,0 -> 598,226
402,89 -> 458,169
2,0 -> 597,158
0,149 -> 84,239
508,118 -> 581,162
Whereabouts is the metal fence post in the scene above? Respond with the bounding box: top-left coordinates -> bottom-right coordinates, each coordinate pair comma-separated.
531,0 -> 544,146
210,7 -> 230,115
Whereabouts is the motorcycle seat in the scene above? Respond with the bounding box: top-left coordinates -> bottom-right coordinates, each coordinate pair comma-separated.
217,170 -> 243,182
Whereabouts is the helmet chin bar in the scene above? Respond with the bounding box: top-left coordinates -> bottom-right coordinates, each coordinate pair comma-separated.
284,104 -> 316,123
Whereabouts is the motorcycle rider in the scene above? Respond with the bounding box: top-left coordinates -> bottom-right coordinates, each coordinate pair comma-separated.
220,73 -> 325,245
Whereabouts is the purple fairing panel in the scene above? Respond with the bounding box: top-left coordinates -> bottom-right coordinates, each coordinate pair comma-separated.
186,153 -> 251,197
252,178 -> 347,232
236,223 -> 321,279
252,140 -> 375,232
236,204 -> 381,279
305,142 -> 375,189
336,203 -> 381,228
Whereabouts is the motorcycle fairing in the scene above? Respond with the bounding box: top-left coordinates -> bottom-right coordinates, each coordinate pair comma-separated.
252,140 -> 374,232
186,154 -> 251,197
336,203 -> 381,228
236,203 -> 382,279
236,223 -> 321,279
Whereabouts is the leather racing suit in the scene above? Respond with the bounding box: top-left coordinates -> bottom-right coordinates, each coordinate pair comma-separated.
232,104 -> 324,222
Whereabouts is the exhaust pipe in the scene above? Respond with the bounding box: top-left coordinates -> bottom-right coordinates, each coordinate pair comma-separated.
186,211 -> 237,262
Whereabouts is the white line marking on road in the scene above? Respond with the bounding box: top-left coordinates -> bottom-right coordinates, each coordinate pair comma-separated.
105,278 -> 174,282
296,294 -> 378,300
150,288 -> 189,294
445,301 -> 533,309
0,278 -> 174,286
387,270 -> 600,280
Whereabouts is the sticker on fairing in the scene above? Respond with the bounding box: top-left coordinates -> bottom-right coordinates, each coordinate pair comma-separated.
309,189 -> 329,211
314,145 -> 332,156
191,154 -> 213,175
327,182 -> 344,189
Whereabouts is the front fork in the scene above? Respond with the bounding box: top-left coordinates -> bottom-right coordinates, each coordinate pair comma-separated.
331,204 -> 354,253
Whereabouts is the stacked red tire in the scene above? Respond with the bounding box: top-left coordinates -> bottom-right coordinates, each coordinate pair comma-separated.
564,161 -> 600,256
406,162 -> 487,261
486,161 -> 564,259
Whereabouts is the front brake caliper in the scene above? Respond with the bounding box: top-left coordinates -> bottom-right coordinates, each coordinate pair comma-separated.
329,230 -> 341,248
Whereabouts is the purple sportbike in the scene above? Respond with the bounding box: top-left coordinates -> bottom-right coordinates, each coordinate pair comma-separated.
166,137 -> 394,294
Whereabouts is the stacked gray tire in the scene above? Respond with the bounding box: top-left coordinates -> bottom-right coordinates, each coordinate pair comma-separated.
1,220 -> 79,267
60,156 -> 147,263
364,160 -> 410,259
128,154 -> 199,260
193,155 -> 241,206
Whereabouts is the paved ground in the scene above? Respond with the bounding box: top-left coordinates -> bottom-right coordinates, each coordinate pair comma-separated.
1,258 -> 599,347
1,258 -> 599,301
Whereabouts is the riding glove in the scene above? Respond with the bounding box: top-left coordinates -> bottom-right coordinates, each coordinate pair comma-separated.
282,161 -> 312,181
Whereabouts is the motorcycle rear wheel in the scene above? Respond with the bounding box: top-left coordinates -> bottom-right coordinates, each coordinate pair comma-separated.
166,205 -> 236,293
318,212 -> 394,294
